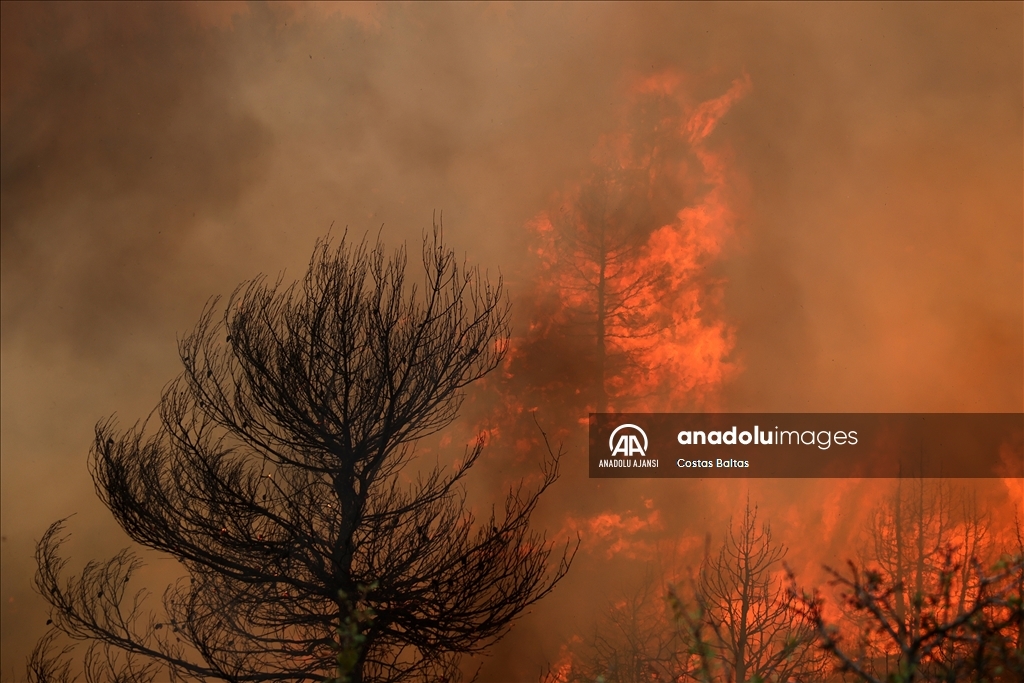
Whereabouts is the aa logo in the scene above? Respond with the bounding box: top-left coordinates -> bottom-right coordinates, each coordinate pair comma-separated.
609,424 -> 648,458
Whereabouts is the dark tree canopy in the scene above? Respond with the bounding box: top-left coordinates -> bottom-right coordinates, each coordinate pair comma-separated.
32,229 -> 576,683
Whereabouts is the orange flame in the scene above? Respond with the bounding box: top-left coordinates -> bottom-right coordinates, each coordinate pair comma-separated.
507,70 -> 750,415
544,635 -> 582,683
563,507 -> 664,560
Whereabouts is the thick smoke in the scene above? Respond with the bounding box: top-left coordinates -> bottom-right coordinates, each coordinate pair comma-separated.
2,3 -> 1021,681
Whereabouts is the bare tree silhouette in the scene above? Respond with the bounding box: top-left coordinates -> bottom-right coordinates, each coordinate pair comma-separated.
549,569 -> 691,683
555,501 -> 824,683
677,499 -> 825,683
31,227 -> 576,683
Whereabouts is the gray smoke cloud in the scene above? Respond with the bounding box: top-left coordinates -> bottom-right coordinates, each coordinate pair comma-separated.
2,2 -> 1021,680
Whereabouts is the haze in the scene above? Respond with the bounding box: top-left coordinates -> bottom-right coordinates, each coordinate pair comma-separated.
2,2 -> 1021,680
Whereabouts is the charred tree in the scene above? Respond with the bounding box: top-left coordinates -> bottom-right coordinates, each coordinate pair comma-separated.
31,228 -> 576,683
683,500 -> 825,683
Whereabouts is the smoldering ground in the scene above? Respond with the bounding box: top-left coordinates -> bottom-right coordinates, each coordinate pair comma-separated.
1,2 -> 1021,681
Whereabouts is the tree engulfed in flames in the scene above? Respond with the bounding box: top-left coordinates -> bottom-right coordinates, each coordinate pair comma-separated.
512,72 -> 750,416
544,485 -> 1023,683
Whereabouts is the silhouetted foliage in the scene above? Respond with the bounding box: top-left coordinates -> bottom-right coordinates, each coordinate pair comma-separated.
32,228 -> 576,683
789,545 -> 1024,683
857,477 -> 1001,679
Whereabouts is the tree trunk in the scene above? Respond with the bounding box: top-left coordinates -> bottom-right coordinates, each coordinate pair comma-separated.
894,477 -> 907,646
595,219 -> 608,413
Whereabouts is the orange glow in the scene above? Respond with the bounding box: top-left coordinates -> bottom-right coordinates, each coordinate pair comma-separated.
508,70 -> 750,415
544,636 -> 581,683
562,508 -> 664,560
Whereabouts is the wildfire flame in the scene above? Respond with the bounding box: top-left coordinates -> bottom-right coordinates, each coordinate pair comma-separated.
462,70 -> 1024,683
563,508 -> 664,560
511,70 -> 750,416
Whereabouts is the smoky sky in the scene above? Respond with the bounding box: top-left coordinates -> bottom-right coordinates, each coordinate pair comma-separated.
2,2 -> 1021,680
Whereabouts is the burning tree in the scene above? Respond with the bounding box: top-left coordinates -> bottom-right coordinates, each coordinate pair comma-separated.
512,73 -> 749,416
782,481 -> 1024,683
856,478 -> 1002,678
789,544 -> 1024,683
30,229 -> 576,683
536,101 -> 699,415
553,501 -> 824,683
542,165 -> 669,413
